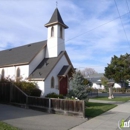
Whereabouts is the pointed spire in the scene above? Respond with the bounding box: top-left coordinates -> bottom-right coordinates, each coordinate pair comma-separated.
45,8 -> 68,29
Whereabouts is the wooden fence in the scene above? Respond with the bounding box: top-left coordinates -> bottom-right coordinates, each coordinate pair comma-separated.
28,96 -> 85,117
0,83 -> 85,117
0,83 -> 10,103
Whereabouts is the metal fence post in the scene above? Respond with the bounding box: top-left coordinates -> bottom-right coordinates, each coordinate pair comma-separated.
82,100 -> 85,118
26,96 -> 28,109
10,83 -> 13,103
48,98 -> 51,113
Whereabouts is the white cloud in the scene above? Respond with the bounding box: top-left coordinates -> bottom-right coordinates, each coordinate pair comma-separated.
0,0 -> 130,73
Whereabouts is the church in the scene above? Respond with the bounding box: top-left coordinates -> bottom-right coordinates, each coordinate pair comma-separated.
0,8 -> 74,97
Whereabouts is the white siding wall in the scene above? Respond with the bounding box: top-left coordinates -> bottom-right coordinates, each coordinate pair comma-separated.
33,81 -> 45,96
29,49 -> 45,75
40,55 -> 69,97
113,83 -> 121,88
17,65 -> 29,80
0,65 -> 29,80
46,25 -> 65,58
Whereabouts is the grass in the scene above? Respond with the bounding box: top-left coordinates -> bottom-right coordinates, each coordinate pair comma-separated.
0,121 -> 20,130
85,102 -> 117,118
91,96 -> 130,102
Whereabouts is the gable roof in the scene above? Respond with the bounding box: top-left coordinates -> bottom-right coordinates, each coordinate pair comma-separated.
85,73 -> 104,83
58,65 -> 71,77
45,8 -> 68,29
0,40 -> 47,67
29,51 -> 74,81
88,73 -> 104,78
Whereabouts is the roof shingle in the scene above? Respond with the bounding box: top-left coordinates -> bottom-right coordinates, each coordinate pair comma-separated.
45,8 -> 68,28
0,40 -> 47,67
29,51 -> 65,80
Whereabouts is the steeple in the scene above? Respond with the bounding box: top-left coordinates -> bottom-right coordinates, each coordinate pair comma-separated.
45,8 -> 68,58
45,8 -> 68,29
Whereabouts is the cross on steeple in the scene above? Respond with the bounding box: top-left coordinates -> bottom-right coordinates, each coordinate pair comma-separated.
56,1 -> 58,8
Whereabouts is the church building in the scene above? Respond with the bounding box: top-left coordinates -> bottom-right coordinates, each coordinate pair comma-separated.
0,8 -> 74,96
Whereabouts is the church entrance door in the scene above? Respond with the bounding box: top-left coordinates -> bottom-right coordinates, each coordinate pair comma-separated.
59,76 -> 68,96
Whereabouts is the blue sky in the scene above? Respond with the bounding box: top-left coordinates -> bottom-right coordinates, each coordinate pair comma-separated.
0,0 -> 130,72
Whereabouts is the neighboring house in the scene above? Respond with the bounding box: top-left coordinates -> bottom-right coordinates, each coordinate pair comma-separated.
86,73 -> 121,89
86,73 -> 105,89
0,8 -> 74,96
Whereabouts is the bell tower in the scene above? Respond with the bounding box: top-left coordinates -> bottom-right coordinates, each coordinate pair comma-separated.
45,8 -> 68,58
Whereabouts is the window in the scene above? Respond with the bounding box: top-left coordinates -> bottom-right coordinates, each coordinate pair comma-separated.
60,26 -> 63,38
51,26 -> 54,37
1,69 -> 4,79
51,77 -> 55,88
16,68 -> 20,78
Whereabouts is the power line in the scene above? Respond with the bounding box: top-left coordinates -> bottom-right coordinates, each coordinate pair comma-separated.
41,11 -> 130,51
126,0 -> 130,13
1,1 -> 130,52
66,11 -> 130,42
114,0 -> 129,47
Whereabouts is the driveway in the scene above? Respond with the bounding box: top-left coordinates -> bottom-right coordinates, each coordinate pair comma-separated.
0,104 -> 86,130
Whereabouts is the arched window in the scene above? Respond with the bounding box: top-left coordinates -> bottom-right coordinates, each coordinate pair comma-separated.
1,69 -> 4,79
16,68 -> 20,78
51,77 -> 54,88
51,26 -> 54,37
60,26 -> 63,38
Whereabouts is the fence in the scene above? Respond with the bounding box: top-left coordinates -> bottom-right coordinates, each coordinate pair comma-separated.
28,96 -> 85,117
88,89 -> 98,97
0,83 -> 85,117
0,83 -> 10,103
0,83 -> 28,106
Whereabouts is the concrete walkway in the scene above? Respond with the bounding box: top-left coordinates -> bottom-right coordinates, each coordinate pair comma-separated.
0,104 -> 86,130
1,101 -> 130,130
89,99 -> 125,105
70,101 -> 130,130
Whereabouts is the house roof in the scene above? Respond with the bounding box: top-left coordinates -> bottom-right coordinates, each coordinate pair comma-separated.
29,51 -> 74,80
85,73 -> 104,83
45,8 -> 68,29
88,73 -> 104,78
86,73 -> 114,84
58,65 -> 71,77
0,40 -> 47,67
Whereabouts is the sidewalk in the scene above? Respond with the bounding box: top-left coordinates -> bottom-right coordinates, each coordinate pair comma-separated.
89,99 -> 124,105
0,104 -> 86,130
70,101 -> 130,130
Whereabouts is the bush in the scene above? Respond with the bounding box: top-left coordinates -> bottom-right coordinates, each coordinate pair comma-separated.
45,93 -> 64,99
0,78 -> 10,83
113,88 -> 126,93
14,81 -> 37,96
30,88 -> 42,97
126,89 -> 130,93
98,89 -> 107,93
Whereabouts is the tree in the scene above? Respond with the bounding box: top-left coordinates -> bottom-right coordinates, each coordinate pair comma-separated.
101,77 -> 109,91
104,53 -> 130,87
81,68 -> 97,77
68,71 -> 89,100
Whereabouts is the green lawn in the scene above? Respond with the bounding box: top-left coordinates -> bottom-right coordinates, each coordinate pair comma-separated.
91,96 -> 130,102
0,121 -> 20,130
85,102 -> 117,118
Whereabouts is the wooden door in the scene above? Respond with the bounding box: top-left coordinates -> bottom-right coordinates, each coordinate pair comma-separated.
59,76 -> 67,96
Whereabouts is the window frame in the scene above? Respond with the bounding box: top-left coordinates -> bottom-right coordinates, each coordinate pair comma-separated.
51,76 -> 55,88
51,26 -> 54,37
60,26 -> 63,38
1,69 -> 5,79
